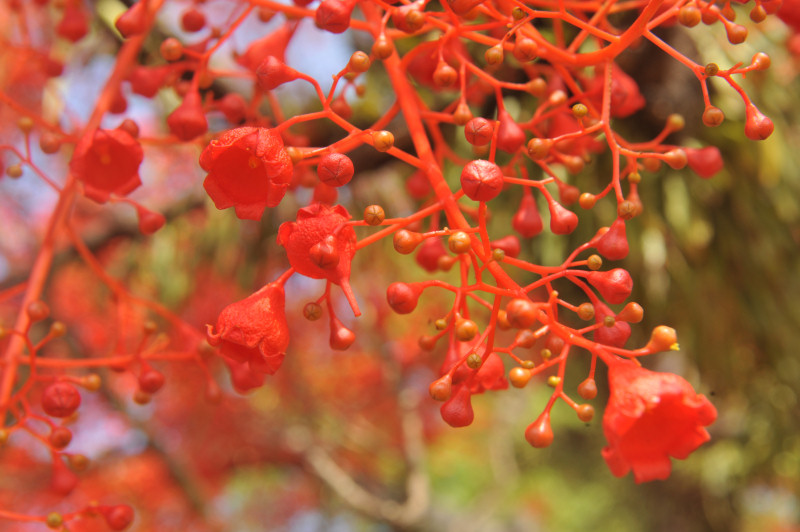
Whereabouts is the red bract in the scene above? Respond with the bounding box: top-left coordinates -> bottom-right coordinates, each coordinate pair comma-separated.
315,0 -> 356,33
586,65 -> 646,118
415,237 -> 448,272
206,282 -> 289,375
69,128 -> 143,203
440,385 -> 474,427
201,127 -> 293,220
601,360 -> 717,483
594,301 -> 632,347
278,203 -> 360,316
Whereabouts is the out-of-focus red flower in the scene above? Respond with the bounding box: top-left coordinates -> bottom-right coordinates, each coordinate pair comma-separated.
201,127 -> 293,220
69,128 -> 143,203
601,360 -> 717,483
207,282 -> 289,375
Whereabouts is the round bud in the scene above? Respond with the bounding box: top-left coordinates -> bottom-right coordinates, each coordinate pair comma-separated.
526,138 -> 552,160
752,52 -> 770,71
309,237 -> 340,269
433,62 -> 457,87
455,319 -> 478,341
160,38 -> 183,61
576,404 -> 595,422
505,298 -> 537,328
49,426 -> 73,449
418,335 -> 438,351
496,310 -> 511,330
667,113 -> 685,131
616,301 -> 644,323
138,367 -> 165,394
181,7 -> 206,32
393,230 -> 424,254
8,163 -> 24,178
577,302 -> 595,321
515,329 -> 536,348
571,103 -> 588,118
464,117 -> 493,146
363,205 -> 385,225
46,512 -> 63,529
750,4 -> 767,22
466,352 -> 483,369
102,505 -> 135,531
525,413 -> 553,448
18,116 -> 34,133
577,377 -> 597,399
484,45 -> 503,65
317,153 -> 355,187
429,375 -> 452,401
513,37 -> 538,62
579,192 -> 596,209
372,130 -> 394,152
511,7 -> 526,20
82,374 -> 102,392
702,106 -> 725,127
678,5 -> 701,26
448,231 -> 471,254
547,376 -> 562,388
303,302 -> 323,321
133,390 -> 151,405
453,101 -> 473,125
386,282 -> 421,314
509,367 -> 531,388
27,300 -> 50,321
348,51 -> 371,73
372,36 -> 394,59
42,382 -> 81,418
704,63 -> 719,77
460,159 -> 504,201
587,254 -> 603,270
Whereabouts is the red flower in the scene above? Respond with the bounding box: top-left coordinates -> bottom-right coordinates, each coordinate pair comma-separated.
206,282 -> 289,375
69,128 -> 143,203
277,203 -> 360,316
201,127 -> 293,220
601,360 -> 717,483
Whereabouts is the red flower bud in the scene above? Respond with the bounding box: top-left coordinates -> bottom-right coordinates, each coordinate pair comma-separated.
490,235 -> 520,258
317,153 -> 354,187
440,385 -> 474,427
512,188 -> 543,238
594,218 -> 628,260
593,302 -> 631,347
115,2 -> 147,38
57,4 -> 89,43
129,65 -> 170,98
525,412 -> 554,448
278,204 -> 360,316
69,128 -> 143,203
601,360 -> 717,482
685,146 -> 724,178
415,237 -> 447,272
207,283 -> 289,375
315,0 -> 355,33
460,159 -> 504,202
238,22 -> 297,71
386,282 -> 422,314
256,56 -> 300,91
464,117 -> 493,146
586,268 -> 633,304
167,91 -> 208,141
42,382 -> 81,418
100,505 -> 135,531
201,127 -> 293,220
548,198 -> 578,235
496,110 -> 526,153
744,104 -> 774,141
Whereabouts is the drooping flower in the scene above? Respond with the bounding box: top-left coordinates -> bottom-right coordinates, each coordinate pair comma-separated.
277,203 -> 360,316
206,282 -> 289,375
201,127 -> 293,220
601,360 -> 717,483
69,128 -> 143,203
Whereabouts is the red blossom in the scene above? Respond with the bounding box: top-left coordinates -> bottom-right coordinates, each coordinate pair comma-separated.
201,127 -> 293,220
601,360 -> 717,483
206,282 -> 289,375
277,203 -> 360,316
69,128 -> 143,203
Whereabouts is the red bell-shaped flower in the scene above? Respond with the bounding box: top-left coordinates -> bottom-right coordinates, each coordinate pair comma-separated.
201,127 -> 293,220
601,360 -> 717,483
277,203 -> 360,316
69,127 -> 143,203
207,282 -> 289,375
